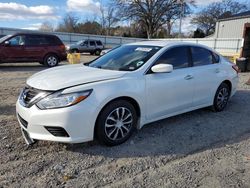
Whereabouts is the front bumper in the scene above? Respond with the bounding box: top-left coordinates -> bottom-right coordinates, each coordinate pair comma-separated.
16,98 -> 97,144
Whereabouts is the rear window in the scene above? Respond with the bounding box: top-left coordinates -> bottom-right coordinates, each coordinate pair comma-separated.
212,52 -> 220,63
191,47 -> 214,66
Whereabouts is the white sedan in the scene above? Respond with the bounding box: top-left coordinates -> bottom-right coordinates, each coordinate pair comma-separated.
16,41 -> 239,146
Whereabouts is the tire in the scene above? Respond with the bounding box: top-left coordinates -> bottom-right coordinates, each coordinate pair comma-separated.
212,83 -> 230,112
44,54 -> 59,67
95,49 -> 101,56
96,100 -> 137,146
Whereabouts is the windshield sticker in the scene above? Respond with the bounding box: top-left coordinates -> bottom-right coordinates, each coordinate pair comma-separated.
135,47 -> 152,52
136,61 -> 144,67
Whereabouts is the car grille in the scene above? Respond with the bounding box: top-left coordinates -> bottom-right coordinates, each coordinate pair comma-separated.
22,86 -> 39,104
44,126 -> 70,137
19,86 -> 50,108
18,114 -> 28,128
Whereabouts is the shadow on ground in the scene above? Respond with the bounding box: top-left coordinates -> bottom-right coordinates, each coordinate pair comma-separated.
65,89 -> 250,159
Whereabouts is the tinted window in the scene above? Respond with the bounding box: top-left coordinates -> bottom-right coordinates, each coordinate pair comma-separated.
96,41 -> 102,45
155,47 -> 189,69
46,36 -> 61,45
212,52 -> 220,63
191,47 -> 213,66
25,35 -> 47,46
89,41 -> 95,46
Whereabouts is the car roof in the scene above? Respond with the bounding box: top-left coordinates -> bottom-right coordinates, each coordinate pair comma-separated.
13,33 -> 57,37
126,40 -> 213,50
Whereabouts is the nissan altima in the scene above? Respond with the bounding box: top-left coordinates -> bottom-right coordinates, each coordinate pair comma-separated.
16,41 -> 239,146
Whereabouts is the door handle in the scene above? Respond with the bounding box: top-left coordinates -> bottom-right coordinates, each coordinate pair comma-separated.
184,75 -> 193,80
215,68 -> 220,73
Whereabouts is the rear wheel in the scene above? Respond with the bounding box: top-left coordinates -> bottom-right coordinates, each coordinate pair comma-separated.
96,100 -> 137,146
212,83 -> 230,112
44,54 -> 59,67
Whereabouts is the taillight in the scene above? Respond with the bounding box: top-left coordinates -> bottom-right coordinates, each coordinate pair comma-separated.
59,44 -> 65,51
232,65 -> 239,74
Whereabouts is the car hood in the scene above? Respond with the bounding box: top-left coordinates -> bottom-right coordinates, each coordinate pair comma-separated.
27,64 -> 126,91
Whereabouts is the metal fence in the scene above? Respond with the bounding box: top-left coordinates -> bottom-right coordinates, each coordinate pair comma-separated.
0,27 -> 243,54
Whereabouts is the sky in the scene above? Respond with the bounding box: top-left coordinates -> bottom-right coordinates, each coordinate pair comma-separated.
0,0 -> 249,33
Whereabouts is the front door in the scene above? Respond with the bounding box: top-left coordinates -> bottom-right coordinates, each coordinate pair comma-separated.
145,46 -> 195,121
1,35 -> 26,62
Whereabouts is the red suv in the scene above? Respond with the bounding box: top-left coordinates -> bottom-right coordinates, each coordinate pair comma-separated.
0,33 -> 67,67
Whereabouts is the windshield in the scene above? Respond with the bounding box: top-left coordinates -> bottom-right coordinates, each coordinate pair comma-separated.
0,35 -> 11,43
77,40 -> 83,45
88,45 -> 161,71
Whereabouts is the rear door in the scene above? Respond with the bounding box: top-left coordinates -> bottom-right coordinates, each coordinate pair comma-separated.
145,46 -> 195,120
190,46 -> 222,106
89,41 -> 96,52
24,35 -> 47,61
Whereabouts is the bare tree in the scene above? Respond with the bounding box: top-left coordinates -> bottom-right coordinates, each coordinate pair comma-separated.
192,0 -> 247,36
99,1 -> 107,35
56,13 -> 79,33
165,0 -> 195,37
114,0 -> 194,39
39,21 -> 54,32
106,6 -> 120,35
99,1 -> 120,35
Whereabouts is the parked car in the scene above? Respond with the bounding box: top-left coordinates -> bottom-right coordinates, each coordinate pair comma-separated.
67,39 -> 104,55
0,33 -> 67,67
0,35 -> 5,39
16,41 -> 239,146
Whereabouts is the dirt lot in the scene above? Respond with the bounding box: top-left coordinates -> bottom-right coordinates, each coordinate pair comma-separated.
1,57 -> 250,188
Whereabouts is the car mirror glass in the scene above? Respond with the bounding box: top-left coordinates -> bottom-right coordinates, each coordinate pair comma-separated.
4,41 -> 10,46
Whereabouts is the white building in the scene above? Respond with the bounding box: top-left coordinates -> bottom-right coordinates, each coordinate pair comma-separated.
214,11 -> 250,57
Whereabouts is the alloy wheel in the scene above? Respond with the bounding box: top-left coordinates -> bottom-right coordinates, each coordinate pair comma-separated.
104,107 -> 133,141
216,87 -> 229,110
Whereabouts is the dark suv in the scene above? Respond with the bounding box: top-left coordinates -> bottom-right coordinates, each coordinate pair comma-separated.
0,33 -> 67,67
67,39 -> 104,55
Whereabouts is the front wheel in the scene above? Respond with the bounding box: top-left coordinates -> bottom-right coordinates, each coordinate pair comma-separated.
212,83 -> 230,112
96,100 -> 137,146
44,54 -> 59,67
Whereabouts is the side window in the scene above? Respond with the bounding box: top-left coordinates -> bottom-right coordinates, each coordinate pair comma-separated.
96,41 -> 102,46
89,41 -> 95,46
155,46 -> 189,69
8,35 -> 25,46
26,35 -> 48,46
191,47 -> 214,66
212,52 -> 220,63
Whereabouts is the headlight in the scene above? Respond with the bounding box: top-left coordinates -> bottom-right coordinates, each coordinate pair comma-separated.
36,89 -> 92,110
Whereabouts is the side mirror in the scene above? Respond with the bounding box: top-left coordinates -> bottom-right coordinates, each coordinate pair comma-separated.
151,64 -> 173,73
4,41 -> 10,46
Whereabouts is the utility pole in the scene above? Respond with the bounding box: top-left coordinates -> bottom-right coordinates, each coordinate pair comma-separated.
178,0 -> 184,38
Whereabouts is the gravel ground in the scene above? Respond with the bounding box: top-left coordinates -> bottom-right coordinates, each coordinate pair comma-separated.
0,57 -> 250,188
